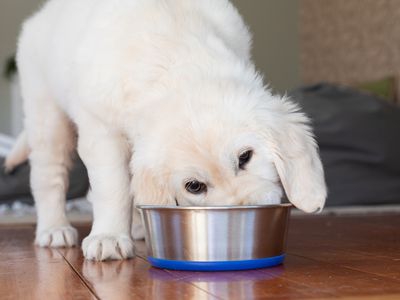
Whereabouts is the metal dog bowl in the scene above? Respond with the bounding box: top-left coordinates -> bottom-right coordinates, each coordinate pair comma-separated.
137,204 -> 291,271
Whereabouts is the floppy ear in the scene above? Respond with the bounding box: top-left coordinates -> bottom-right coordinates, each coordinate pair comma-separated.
260,97 -> 327,213
131,167 -> 176,206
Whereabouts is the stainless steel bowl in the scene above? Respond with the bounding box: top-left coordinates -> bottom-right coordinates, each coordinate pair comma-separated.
138,204 -> 291,271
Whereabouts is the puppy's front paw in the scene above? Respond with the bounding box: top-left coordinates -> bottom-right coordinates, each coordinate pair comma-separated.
82,234 -> 135,261
35,226 -> 78,248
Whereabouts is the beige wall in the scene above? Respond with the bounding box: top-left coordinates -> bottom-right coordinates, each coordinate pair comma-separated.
0,0 -> 43,134
0,0 -> 300,134
233,0 -> 300,94
300,0 -> 400,93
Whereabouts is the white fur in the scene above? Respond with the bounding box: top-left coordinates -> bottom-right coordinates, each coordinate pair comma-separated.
15,0 -> 326,260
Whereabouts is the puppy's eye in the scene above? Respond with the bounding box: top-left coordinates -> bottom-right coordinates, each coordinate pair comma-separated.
238,149 -> 253,170
185,180 -> 207,194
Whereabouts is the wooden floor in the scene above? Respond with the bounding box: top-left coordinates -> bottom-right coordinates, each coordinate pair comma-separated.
1,214 -> 400,300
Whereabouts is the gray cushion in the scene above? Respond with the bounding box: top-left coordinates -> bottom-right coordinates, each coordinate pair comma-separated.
290,83 -> 400,206
0,155 -> 89,205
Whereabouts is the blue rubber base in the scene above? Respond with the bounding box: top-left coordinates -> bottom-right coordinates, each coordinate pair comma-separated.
148,254 -> 285,271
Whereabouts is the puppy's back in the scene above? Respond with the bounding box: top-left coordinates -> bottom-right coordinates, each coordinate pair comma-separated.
17,0 -> 252,115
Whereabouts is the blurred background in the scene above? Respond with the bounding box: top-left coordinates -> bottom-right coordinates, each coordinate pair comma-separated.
1,0 -> 400,221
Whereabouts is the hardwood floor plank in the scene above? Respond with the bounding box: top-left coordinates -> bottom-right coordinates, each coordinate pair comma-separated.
165,253 -> 400,299
0,226 -> 95,300
288,214 -> 400,281
288,246 -> 400,281
1,213 -> 399,300
0,260 -> 95,300
276,254 -> 400,297
165,267 -> 336,299
318,294 -> 400,300
59,247 -> 219,300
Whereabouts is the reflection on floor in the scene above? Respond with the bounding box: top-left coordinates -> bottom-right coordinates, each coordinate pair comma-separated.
1,213 -> 400,299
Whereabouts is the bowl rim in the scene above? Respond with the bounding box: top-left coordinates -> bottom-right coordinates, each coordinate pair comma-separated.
136,203 -> 293,210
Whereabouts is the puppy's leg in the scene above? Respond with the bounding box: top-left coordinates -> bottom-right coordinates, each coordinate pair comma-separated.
78,119 -> 134,261
28,101 -> 78,248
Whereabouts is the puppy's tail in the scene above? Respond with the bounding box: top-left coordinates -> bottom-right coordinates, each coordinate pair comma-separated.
4,130 -> 30,173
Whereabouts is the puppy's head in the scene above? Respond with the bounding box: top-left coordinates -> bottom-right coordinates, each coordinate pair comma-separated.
132,85 -> 326,213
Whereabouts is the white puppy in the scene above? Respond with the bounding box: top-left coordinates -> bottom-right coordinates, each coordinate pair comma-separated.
6,0 -> 326,261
